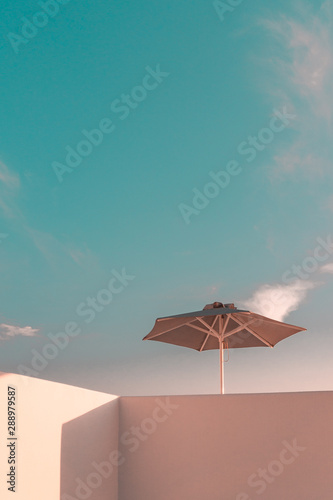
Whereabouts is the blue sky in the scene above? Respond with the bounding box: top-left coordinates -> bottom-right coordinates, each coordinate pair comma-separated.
1,0 -> 333,395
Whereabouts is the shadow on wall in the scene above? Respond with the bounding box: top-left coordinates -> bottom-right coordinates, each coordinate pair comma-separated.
60,399 -> 120,500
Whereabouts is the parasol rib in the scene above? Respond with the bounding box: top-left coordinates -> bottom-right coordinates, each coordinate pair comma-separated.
220,315 -> 230,337
199,334 -> 210,352
195,317 -> 220,339
199,316 -> 219,351
232,316 -> 274,347
222,318 -> 259,340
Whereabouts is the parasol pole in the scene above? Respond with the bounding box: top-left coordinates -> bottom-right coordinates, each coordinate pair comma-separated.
218,315 -> 225,395
219,338 -> 224,395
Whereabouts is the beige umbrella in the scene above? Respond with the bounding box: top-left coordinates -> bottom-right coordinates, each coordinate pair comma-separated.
143,301 -> 306,394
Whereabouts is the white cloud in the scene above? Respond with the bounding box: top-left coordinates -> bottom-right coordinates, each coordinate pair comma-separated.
323,194 -> 333,212
0,323 -> 39,340
271,145 -> 327,180
25,227 -> 99,270
0,161 -> 21,218
0,161 -> 97,270
319,263 -> 333,274
260,6 -> 333,122
258,3 -> 333,182
242,279 -> 319,321
0,161 -> 20,189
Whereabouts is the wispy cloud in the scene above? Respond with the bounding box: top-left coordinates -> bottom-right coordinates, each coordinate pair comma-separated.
323,194 -> 333,212
0,161 -> 20,189
271,144 -> 327,180
242,279 -> 319,321
0,161 -> 21,218
258,2 -> 333,182
0,160 -> 97,269
260,3 -> 333,122
319,262 -> 333,274
66,243 -> 99,269
0,323 -> 39,340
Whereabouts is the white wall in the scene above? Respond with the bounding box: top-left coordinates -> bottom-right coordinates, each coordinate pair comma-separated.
0,372 -> 119,500
1,372 -> 332,500
60,398 -> 120,500
119,391 -> 333,500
